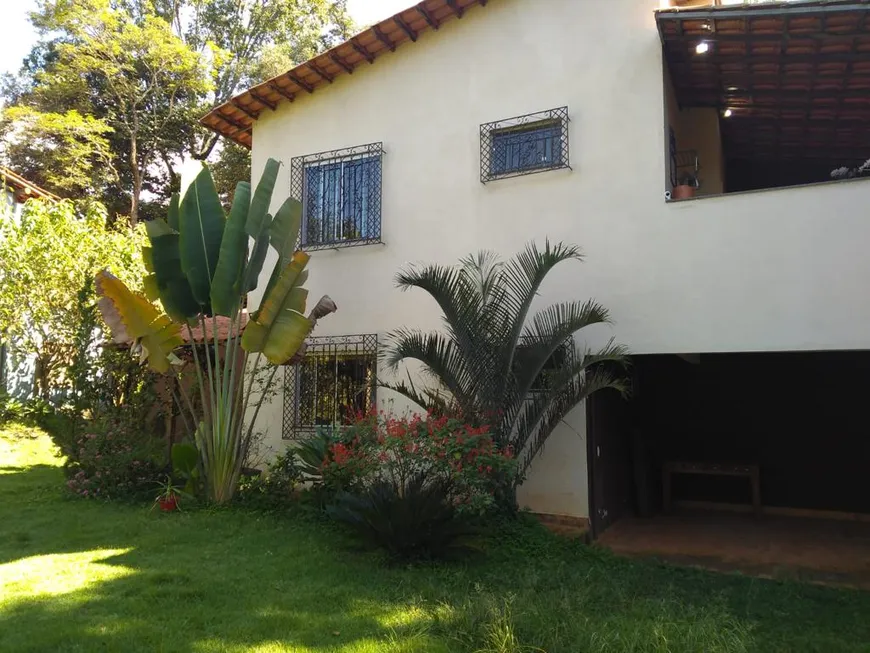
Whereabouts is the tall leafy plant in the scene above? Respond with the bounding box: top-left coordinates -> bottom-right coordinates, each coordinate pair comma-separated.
96,159 -> 336,503
383,242 -> 629,490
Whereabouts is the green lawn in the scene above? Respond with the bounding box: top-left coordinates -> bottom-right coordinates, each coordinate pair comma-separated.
2,424 -> 869,653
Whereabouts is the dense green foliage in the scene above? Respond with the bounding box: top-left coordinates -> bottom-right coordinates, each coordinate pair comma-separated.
328,475 -> 483,562
3,425 -> 870,652
297,413 -> 510,560
384,243 -> 630,489
0,199 -> 146,398
63,420 -> 165,501
1,0 -> 354,223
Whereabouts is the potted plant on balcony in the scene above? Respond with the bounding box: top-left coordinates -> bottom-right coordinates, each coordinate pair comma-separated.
672,173 -> 700,200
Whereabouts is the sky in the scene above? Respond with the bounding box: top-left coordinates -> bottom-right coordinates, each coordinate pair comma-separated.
0,0 -> 412,77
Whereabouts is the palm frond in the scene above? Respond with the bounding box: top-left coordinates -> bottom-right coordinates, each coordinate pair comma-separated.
380,366 -> 454,414
508,341 -> 630,479
495,241 -> 584,390
513,300 -> 613,396
459,250 -> 503,306
382,328 -> 476,413
394,262 -> 489,366
513,360 -> 630,481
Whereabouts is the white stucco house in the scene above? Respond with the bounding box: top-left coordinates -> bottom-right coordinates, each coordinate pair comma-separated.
202,0 -> 870,537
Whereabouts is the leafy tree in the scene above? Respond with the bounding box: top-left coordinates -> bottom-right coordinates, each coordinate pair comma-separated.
1,0 -> 354,224
211,141 -> 251,207
31,4 -> 210,225
0,199 -> 147,398
0,106 -> 116,198
383,243 -> 630,495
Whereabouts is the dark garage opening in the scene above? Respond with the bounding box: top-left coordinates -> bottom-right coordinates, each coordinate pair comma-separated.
588,350 -> 870,587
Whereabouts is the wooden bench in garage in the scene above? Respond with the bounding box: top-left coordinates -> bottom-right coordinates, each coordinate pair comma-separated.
663,461 -> 762,517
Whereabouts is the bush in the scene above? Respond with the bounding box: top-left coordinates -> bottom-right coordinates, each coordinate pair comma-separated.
235,450 -> 303,510
323,412 -> 516,515
64,417 -> 164,501
315,412 -> 514,560
327,474 -> 481,561
0,392 -> 25,425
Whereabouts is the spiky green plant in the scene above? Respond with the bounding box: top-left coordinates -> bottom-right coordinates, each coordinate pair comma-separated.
383,242 -> 628,489
96,160 -> 336,503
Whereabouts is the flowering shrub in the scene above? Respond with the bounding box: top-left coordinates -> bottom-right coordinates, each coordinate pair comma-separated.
64,418 -> 164,501
322,412 -> 515,515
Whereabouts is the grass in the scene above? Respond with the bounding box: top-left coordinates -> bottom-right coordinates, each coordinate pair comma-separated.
2,424 -> 870,652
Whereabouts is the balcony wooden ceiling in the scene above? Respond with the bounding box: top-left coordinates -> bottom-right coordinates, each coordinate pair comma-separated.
657,1 -> 870,163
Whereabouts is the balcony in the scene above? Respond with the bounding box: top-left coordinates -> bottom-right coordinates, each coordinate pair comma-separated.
657,0 -> 870,200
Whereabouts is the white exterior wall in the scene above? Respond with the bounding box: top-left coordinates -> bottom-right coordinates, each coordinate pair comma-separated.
248,0 -> 870,519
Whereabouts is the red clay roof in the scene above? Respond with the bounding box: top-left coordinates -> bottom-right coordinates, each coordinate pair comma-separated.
201,0 -> 490,149
1,167 -> 59,202
180,313 -> 250,344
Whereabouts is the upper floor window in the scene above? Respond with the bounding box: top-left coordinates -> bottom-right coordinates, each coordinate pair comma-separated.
290,143 -> 384,250
282,334 -> 378,439
481,107 -> 570,183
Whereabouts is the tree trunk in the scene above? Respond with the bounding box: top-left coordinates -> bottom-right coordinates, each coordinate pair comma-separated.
129,135 -> 141,227
34,354 -> 50,400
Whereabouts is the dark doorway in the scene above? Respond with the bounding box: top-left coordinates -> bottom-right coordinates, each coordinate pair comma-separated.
586,387 -> 633,538
589,350 -> 870,583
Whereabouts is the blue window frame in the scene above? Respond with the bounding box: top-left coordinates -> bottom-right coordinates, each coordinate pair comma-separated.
480,107 -> 570,183
291,143 -> 384,250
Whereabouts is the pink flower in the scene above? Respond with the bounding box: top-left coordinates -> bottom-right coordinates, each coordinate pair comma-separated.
83,490 -> 89,496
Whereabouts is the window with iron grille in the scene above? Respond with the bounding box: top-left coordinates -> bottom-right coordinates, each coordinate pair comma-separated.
481,107 -> 570,183
290,143 -> 384,250
282,334 -> 378,439
512,337 -> 576,394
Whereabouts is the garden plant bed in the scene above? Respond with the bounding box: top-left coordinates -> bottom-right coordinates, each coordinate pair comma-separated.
2,424 -> 870,652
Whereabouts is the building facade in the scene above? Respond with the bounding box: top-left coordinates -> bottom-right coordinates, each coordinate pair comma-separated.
204,0 -> 870,528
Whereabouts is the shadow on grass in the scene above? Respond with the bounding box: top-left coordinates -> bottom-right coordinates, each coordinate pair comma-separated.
0,466 -> 443,652
3,464 -> 870,653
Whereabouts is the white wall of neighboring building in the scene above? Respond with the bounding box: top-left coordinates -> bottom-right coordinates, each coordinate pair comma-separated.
247,0 -> 870,519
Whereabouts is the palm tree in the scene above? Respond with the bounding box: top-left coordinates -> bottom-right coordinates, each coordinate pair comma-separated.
382,241 -> 629,491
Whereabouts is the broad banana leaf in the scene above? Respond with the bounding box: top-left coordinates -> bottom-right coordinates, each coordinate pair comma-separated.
244,159 -> 280,293
95,271 -> 183,374
145,218 -> 201,321
241,252 -> 312,364
210,181 -> 251,316
260,196 -> 303,304
180,167 -> 225,306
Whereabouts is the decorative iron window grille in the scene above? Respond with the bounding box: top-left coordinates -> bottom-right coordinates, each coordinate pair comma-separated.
282,334 -> 378,440
512,336 -> 576,394
290,143 -> 384,250
480,107 -> 570,183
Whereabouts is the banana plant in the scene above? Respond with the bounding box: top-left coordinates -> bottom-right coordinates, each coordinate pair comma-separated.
96,160 -> 336,503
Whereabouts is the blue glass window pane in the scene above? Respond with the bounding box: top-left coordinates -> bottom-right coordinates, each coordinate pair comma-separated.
491,122 -> 562,176
303,155 -> 380,246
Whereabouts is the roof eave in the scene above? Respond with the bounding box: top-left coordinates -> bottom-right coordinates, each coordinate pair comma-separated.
200,0 -> 491,149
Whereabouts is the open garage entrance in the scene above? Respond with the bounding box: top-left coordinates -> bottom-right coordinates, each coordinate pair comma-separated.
587,351 -> 870,587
